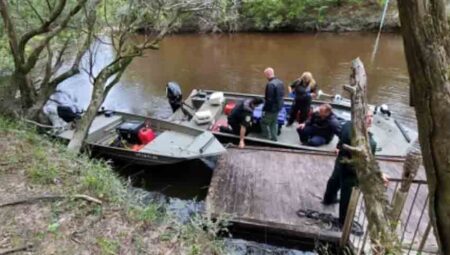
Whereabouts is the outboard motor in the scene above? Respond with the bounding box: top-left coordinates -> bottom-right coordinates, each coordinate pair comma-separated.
43,90 -> 82,128
166,81 -> 182,113
374,104 -> 391,117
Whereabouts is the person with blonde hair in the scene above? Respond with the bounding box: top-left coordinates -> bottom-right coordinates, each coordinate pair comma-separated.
287,72 -> 318,126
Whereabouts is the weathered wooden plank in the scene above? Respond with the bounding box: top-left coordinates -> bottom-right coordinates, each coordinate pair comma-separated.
206,146 -> 434,250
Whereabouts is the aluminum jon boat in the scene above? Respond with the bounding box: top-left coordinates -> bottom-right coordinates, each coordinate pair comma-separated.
169,89 -> 418,158
56,111 -> 226,166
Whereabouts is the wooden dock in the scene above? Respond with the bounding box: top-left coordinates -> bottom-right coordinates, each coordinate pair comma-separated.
206,146 -> 436,252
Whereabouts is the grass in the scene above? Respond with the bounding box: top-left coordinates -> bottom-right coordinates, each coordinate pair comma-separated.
0,116 -> 226,254
96,237 -> 120,255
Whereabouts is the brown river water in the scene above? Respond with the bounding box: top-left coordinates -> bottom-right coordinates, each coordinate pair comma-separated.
65,33 -> 415,128
99,32 -> 415,128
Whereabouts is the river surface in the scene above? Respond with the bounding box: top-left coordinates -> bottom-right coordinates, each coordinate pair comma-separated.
111,33 -> 414,127
62,32 -> 415,254
65,32 -> 415,128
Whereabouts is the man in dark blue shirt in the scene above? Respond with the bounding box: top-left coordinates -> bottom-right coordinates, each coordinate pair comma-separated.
296,104 -> 341,146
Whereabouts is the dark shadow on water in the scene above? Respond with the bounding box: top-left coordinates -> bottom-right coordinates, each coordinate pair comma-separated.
112,159 -> 214,200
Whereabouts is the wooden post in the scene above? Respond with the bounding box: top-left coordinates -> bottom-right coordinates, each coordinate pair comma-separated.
340,187 -> 361,248
343,58 -> 400,254
390,145 -> 422,226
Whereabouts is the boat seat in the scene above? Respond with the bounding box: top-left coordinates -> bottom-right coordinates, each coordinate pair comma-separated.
189,96 -> 225,127
194,110 -> 213,125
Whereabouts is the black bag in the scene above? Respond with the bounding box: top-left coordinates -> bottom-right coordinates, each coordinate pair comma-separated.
116,121 -> 145,144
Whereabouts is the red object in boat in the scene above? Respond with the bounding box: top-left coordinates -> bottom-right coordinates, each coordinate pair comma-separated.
138,127 -> 156,144
224,101 -> 236,116
131,144 -> 145,151
210,118 -> 228,132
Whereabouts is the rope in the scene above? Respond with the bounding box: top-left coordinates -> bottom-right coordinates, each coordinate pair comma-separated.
296,209 -> 364,236
370,0 -> 391,63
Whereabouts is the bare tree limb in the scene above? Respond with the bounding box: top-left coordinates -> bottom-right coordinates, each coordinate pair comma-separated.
0,244 -> 33,255
18,0 -> 67,52
0,194 -> 102,207
23,0 -> 89,73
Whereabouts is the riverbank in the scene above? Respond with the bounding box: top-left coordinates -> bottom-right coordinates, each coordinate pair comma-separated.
0,118 -> 225,254
143,1 -> 400,33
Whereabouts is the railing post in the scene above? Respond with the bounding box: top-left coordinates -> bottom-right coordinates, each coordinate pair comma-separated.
390,146 -> 422,226
340,187 -> 361,248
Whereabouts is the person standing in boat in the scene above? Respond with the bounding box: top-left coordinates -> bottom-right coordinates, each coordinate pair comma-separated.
261,67 -> 285,141
322,110 -> 388,226
220,97 -> 264,148
296,103 -> 341,146
287,72 -> 318,126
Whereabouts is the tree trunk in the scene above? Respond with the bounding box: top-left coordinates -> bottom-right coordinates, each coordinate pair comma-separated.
397,1 -> 450,253
12,71 -> 36,110
345,58 -> 400,254
67,81 -> 105,153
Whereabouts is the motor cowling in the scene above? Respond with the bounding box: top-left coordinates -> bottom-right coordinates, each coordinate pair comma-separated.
166,81 -> 182,112
375,104 -> 391,117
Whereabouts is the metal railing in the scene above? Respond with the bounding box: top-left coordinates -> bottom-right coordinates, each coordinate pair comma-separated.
343,178 -> 438,254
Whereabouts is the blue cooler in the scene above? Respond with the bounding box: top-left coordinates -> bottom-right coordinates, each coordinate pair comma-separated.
252,104 -> 286,126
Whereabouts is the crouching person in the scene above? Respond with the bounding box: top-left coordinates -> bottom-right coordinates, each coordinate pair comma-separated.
220,97 -> 264,148
297,103 -> 341,146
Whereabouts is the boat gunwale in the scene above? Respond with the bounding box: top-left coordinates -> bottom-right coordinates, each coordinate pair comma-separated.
179,89 -> 417,158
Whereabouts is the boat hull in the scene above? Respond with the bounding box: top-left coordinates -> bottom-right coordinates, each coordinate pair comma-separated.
171,89 -> 418,158
55,111 -> 226,166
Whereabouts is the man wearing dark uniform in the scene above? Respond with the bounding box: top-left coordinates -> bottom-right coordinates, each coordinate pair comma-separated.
297,104 -> 341,146
322,111 -> 379,226
220,97 -> 264,148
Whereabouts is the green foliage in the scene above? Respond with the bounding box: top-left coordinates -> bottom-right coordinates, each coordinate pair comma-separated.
138,204 -> 165,223
97,237 -> 120,255
80,158 -> 126,202
0,117 -> 228,254
27,152 -> 60,184
241,0 -> 303,29
173,214 -> 229,254
0,31 -> 13,72
240,0 -> 364,30
127,203 -> 166,225
0,116 -> 126,202
47,222 -> 60,234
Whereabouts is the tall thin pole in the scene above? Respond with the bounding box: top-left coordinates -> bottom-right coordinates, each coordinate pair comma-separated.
371,0 -> 390,63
